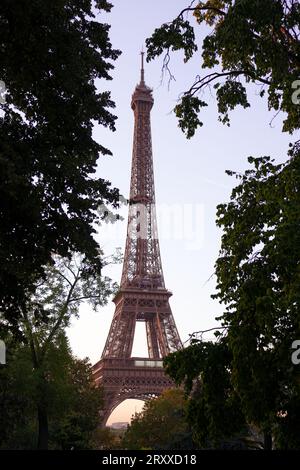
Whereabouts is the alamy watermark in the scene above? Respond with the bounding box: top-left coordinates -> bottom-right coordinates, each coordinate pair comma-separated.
97,198 -> 205,251
291,340 -> 300,365
292,80 -> 300,105
0,340 -> 6,365
0,80 -> 6,104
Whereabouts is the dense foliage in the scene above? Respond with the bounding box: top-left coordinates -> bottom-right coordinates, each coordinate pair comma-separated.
122,389 -> 194,450
165,143 -> 300,449
164,339 -> 254,448
0,253 -> 119,449
0,0 -> 120,330
213,143 -> 300,449
0,333 -> 103,449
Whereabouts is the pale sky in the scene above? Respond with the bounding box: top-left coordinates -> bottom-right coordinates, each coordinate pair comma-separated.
67,0 -> 293,425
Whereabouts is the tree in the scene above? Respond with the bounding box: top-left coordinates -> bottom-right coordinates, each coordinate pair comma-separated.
0,252 -> 119,449
122,389 -> 194,450
211,143 -> 300,449
0,334 -> 36,448
162,143 -> 300,449
94,427 -> 122,450
146,0 -> 300,137
0,333 -> 104,450
146,0 -> 300,449
164,338 -> 255,449
0,0 -> 121,330
50,349 -> 104,450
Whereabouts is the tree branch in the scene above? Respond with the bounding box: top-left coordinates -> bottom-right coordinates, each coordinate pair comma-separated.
184,326 -> 228,344
186,70 -> 272,99
63,261 -> 78,279
57,270 -> 73,288
69,295 -> 100,303
40,272 -> 80,358
178,6 -> 226,19
20,308 -> 39,368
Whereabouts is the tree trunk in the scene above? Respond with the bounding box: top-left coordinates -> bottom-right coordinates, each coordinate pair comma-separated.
263,431 -> 272,450
37,403 -> 49,449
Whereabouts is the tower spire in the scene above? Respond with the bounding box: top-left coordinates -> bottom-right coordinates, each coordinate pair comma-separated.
140,49 -> 145,85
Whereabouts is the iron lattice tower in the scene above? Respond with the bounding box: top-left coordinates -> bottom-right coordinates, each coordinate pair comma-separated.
93,54 -> 182,424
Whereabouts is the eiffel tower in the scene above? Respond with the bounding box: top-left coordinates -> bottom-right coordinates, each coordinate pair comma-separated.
93,53 -> 182,424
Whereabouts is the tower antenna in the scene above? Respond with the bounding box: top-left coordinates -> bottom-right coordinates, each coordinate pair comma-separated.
140,48 -> 145,85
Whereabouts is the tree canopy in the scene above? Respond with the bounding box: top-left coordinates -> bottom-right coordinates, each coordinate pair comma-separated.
146,0 -> 300,450
0,0 -> 120,330
122,389 -> 194,450
164,338 -> 253,448
146,0 -> 300,137
212,143 -> 300,449
0,332 -> 103,450
0,252 -> 119,449
164,143 -> 300,449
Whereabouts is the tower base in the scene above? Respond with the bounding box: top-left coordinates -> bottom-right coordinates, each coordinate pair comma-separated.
93,357 -> 174,426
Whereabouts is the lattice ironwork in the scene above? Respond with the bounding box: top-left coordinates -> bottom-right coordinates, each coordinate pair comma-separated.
93,55 -> 182,424
93,358 -> 175,425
